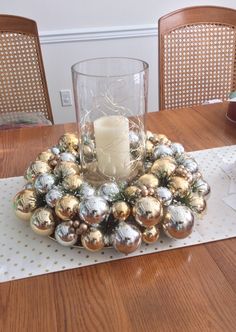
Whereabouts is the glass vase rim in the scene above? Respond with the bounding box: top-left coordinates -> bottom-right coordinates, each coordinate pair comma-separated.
71,56 -> 149,78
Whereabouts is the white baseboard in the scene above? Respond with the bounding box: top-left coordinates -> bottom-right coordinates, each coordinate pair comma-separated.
39,24 -> 157,44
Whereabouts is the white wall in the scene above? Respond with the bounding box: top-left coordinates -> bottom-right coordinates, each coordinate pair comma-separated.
1,0 -> 236,123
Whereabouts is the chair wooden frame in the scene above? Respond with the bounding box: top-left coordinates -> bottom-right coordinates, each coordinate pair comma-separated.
158,6 -> 236,110
0,15 -> 53,123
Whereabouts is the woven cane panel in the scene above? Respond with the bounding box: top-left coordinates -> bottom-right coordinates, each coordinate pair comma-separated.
163,24 -> 236,109
0,32 -> 50,119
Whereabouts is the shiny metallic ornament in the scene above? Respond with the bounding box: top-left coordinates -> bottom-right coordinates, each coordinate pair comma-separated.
151,158 -> 177,177
142,226 -> 160,244
13,189 -> 38,221
155,134 -> 171,145
111,201 -> 130,221
112,222 -> 142,254
30,207 -> 55,236
171,143 -> 185,156
182,158 -> 198,173
129,130 -> 140,149
23,182 -> 33,189
76,222 -> 88,235
155,187 -> 173,206
168,176 -> 190,196
189,194 -> 206,214
145,140 -> 154,159
83,144 -> 95,161
133,196 -> 163,227
81,228 -> 105,251
25,161 -> 51,183
79,196 -> 109,224
153,144 -> 174,160
162,205 -> 194,239
51,146 -> 61,155
193,178 -> 210,196
78,182 -> 96,199
146,130 -> 154,140
54,161 -> 80,178
34,173 -> 56,193
36,150 -> 55,163
174,166 -> 193,183
62,174 -> 83,191
137,174 -> 159,189
58,133 -> 79,153
45,187 -> 64,207
192,171 -> 203,182
98,182 -> 120,202
59,152 -> 76,162
55,222 -> 78,246
124,185 -> 141,203
55,195 -> 79,220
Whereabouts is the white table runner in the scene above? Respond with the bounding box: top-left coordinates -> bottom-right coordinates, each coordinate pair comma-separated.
0,145 -> 236,283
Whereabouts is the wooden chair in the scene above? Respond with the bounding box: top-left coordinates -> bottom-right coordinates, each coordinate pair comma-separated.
158,6 -> 236,110
0,14 -> 53,127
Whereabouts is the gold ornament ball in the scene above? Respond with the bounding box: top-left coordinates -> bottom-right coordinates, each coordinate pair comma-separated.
124,185 -> 141,203
137,174 -> 159,189
190,194 -> 206,214
81,228 -> 105,252
30,207 -> 55,236
24,161 -> 51,183
36,151 -> 54,163
151,158 -> 177,177
62,174 -> 83,191
168,176 -> 190,196
142,226 -> 160,244
146,140 -> 154,158
13,189 -> 38,221
54,161 -> 81,178
111,201 -> 131,221
55,195 -> 80,221
133,196 -> 163,227
58,133 -> 79,153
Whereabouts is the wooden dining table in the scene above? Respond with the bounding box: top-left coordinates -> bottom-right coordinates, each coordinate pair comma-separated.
0,102 -> 236,332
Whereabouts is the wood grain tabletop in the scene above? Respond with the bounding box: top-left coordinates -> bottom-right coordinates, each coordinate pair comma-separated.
0,102 -> 236,332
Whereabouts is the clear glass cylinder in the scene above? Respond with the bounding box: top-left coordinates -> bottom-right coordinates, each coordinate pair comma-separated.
72,57 -> 149,186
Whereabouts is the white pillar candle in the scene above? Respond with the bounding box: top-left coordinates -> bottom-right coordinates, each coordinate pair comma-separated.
94,115 -> 130,178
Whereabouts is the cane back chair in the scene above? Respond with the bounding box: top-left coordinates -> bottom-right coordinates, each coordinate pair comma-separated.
158,6 -> 236,110
0,14 -> 53,126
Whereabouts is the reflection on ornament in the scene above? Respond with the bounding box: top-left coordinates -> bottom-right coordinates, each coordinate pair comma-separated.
98,182 -> 120,202
54,161 -> 80,178
25,161 -> 51,183
194,178 -> 210,196
162,205 -> 194,239
36,151 -> 54,163
34,173 -> 56,193
30,207 -> 55,236
81,228 -> 105,251
79,196 -> 109,224
124,186 -> 141,203
168,176 -> 190,196
111,201 -> 130,221
190,194 -> 206,214
151,158 -> 177,178
133,196 -> 163,227
171,143 -> 185,156
112,222 -> 141,254
58,133 -> 79,153
182,158 -> 198,173
45,187 -> 63,207
155,187 -> 172,206
59,152 -> 76,162
55,195 -> 79,220
13,189 -> 38,221
62,174 -> 83,191
137,174 -> 159,189
142,226 -> 160,243
55,222 -> 78,246
153,144 -> 173,160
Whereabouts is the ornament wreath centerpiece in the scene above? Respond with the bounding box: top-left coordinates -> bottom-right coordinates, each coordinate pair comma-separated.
13,131 -> 210,255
